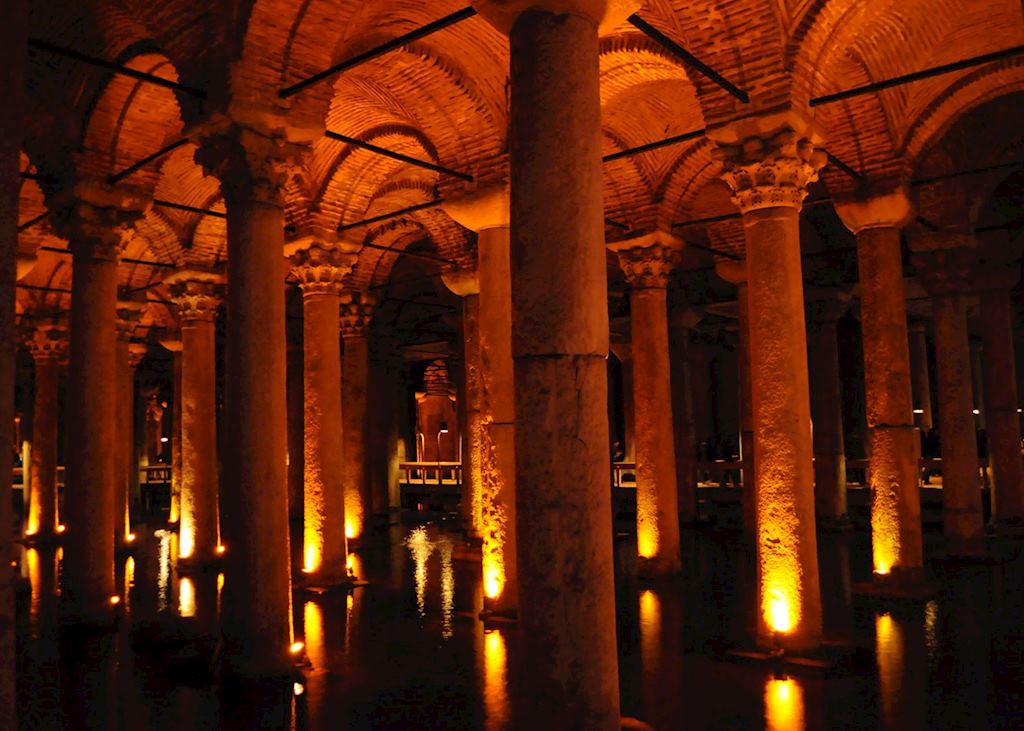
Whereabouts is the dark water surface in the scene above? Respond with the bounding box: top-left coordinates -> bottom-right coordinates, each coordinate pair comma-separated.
13,519 -> 1024,729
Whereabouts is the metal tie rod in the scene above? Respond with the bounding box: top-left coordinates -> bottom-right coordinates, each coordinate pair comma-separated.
325,130 -> 473,181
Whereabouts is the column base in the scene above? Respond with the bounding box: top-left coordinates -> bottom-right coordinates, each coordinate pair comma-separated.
852,569 -> 939,600
637,555 -> 682,578
60,598 -> 122,632
815,515 -> 853,533
20,531 -> 63,547
478,607 -> 518,626
115,536 -> 140,555
294,572 -> 359,593
177,553 -> 226,575
720,638 -> 865,676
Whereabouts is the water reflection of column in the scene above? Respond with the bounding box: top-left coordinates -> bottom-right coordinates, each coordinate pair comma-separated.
639,589 -> 662,677
440,538 -> 454,640
483,629 -> 509,731
764,676 -> 805,731
303,600 -> 325,671
406,527 -> 433,619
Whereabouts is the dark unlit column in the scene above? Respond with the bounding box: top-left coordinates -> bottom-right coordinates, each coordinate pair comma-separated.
115,300 -> 145,548
716,120 -> 825,652
339,289 -> 375,543
613,237 -> 681,573
908,321 -> 933,431
474,1 -> 638,725
159,338 -> 183,526
167,271 -> 224,565
668,308 -> 700,524
836,190 -> 923,579
25,325 -> 67,541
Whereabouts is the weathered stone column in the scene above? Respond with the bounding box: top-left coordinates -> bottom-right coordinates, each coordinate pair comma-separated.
806,292 -> 850,526
286,326 -> 304,525
115,299 -> 145,548
339,289 -> 375,544
196,126 -> 305,677
908,321 -> 933,431
714,118 -> 825,651
289,241 -> 353,584
25,325 -> 67,542
611,235 -> 681,573
717,260 -> 757,538
166,270 -> 224,565
915,245 -> 984,556
443,186 -> 518,614
835,189 -> 923,580
978,269 -> 1024,525
668,307 -> 701,525
63,189 -> 143,626
442,269 -> 484,537
473,1 -> 636,725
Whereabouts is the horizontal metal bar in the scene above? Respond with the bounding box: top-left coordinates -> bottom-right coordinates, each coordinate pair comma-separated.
605,218 -> 630,230
325,130 -> 472,181
603,128 -> 706,163
811,44 -> 1024,106
911,159 -> 1024,187
37,245 -> 175,269
627,14 -> 749,103
28,38 -> 206,99
152,199 -> 226,218
672,212 -> 741,229
825,151 -> 862,180
360,240 -> 450,265
337,199 -> 445,233
279,7 -> 478,98
18,211 -> 50,233
18,170 -> 56,184
109,137 -> 190,184
687,241 -> 741,261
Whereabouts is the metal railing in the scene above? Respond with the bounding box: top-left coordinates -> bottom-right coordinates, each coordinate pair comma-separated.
399,461 -> 462,487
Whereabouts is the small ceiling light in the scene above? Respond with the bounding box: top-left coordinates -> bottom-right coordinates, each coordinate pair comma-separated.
973,409 -> 980,415
912,409 -> 924,414
160,437 -> 169,443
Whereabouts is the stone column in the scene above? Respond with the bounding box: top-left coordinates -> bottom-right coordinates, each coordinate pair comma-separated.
286,326 -> 304,525
473,1 -> 637,725
970,339 -> 985,430
835,188 -> 923,580
289,241 -> 354,584
25,325 -> 67,542
611,235 -> 681,573
443,186 -> 518,614
62,190 -> 143,626
806,292 -> 850,526
978,269 -> 1024,525
613,344 -> 636,462
115,300 -> 145,548
196,127 -> 304,677
339,289 -> 375,545
915,246 -> 984,556
442,269 -> 484,537
668,307 -> 701,525
159,337 -> 183,526
715,118 -> 825,652
166,270 -> 224,566
908,321 -> 933,431
717,260 -> 757,538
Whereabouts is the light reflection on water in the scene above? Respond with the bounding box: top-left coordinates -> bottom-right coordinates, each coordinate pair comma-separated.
484,629 -> 509,731
440,536 -> 454,639
876,612 -> 904,725
155,529 -> 172,612
406,527 -> 434,619
178,576 -> 196,618
304,600 -> 326,670
764,676 -> 805,731
124,556 -> 135,612
639,589 -> 662,672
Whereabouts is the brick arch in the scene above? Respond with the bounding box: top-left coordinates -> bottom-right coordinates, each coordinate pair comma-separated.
657,138 -> 726,227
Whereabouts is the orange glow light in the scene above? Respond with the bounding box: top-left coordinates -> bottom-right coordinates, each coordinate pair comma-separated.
290,641 -> 305,654
216,544 -> 226,555
765,676 -> 804,731
56,524 -> 66,534
109,595 -> 121,606
766,588 -> 795,634
126,533 -> 136,543
179,577 -> 196,618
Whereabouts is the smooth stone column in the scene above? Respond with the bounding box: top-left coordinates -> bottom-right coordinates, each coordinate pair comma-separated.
717,260 -> 757,539
916,246 -> 984,556
25,325 -> 67,541
115,300 -> 145,548
836,189 -> 923,580
806,293 -> 850,526
978,271 -> 1024,525
286,332 -> 304,525
290,242 -> 353,584
908,321 -> 933,431
167,270 -> 224,565
63,192 -> 143,626
615,345 -> 636,462
443,186 -> 518,614
668,307 -> 701,525
442,269 -> 484,537
474,1 -> 637,725
339,289 -> 375,544
716,120 -> 825,652
612,236 -> 681,573
159,337 -> 183,526
197,128 -> 303,677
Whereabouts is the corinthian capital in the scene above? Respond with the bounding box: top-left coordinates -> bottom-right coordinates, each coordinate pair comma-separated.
289,241 -> 356,297
165,268 -> 225,322
115,297 -> 147,340
608,232 -> 682,290
25,324 -> 68,363
60,182 -> 148,261
339,290 -> 377,338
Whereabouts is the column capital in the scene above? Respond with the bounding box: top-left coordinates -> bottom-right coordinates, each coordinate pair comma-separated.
711,112 -> 827,214
441,267 -> 480,297
128,342 -> 148,368
833,186 -> 913,234
715,258 -> 747,286
339,290 -> 377,338
805,288 -> 851,323
115,298 -> 147,340
974,263 -> 1020,294
908,319 -> 930,334
288,241 -> 356,297
165,268 -> 226,321
25,323 -> 68,363
60,181 -> 148,261
609,232 -> 682,290
913,246 -> 978,297
442,184 -> 509,232
472,0 -> 641,36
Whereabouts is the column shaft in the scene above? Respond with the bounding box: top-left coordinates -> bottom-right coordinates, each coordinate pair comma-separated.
287,342 -> 304,524
620,353 -> 636,462
27,357 -> 60,539
737,284 -> 756,538
669,325 -> 697,524
342,334 -> 369,542
932,295 -> 985,554
856,227 -> 923,576
508,9 -> 618,726
808,317 -> 847,522
460,294 -> 484,535
170,351 -> 183,525
908,326 -> 933,430
114,337 -> 134,545
980,290 -> 1024,523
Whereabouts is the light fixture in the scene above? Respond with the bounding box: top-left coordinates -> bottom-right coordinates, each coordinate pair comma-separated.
293,682 -> 305,697
290,641 -> 305,654
973,409 -> 980,415
56,524 -> 66,534
160,436 -> 169,443
109,595 -> 121,605
216,545 -> 226,554
912,409 -> 924,414
126,533 -> 136,543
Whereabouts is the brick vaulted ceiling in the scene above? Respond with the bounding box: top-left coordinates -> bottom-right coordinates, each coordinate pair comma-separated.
15,0 -> 1024,341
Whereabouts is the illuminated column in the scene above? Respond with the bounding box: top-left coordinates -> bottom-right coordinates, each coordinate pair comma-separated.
908,321 -> 933,431
442,269 -> 484,537
196,127 -> 304,677
473,2 -> 637,725
668,307 -> 701,524
717,260 -> 757,539
835,189 -> 923,580
159,336 -> 183,525
916,246 -> 984,555
611,235 -> 681,573
978,270 -> 1024,524
443,186 -> 518,614
115,299 -> 145,548
286,330 -> 303,525
166,270 -> 224,565
290,241 -> 353,584
715,119 -> 825,651
63,189 -> 143,625
339,289 -> 376,544
806,292 -> 850,525
25,324 -> 67,541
